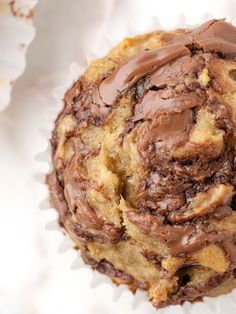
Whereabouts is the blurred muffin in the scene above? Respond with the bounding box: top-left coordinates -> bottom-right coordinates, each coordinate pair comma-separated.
0,1 -> 36,110
47,19 -> 236,309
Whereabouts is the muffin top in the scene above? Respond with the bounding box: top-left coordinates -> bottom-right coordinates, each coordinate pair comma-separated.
48,20 -> 236,308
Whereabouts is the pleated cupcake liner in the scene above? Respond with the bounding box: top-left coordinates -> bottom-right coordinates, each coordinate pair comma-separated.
35,13 -> 236,314
0,0 -> 37,110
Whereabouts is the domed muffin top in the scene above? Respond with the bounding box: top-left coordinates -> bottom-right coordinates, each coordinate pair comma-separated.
48,20 -> 236,308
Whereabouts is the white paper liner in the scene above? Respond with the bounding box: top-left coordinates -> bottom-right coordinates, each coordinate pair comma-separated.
36,13 -> 236,314
0,0 -> 37,111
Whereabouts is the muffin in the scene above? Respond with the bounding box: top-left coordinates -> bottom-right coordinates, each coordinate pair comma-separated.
47,19 -> 236,309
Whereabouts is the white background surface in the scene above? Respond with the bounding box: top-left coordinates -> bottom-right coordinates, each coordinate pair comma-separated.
0,0 -> 236,313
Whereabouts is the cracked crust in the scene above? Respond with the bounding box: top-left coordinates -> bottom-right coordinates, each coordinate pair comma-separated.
47,20 -> 236,309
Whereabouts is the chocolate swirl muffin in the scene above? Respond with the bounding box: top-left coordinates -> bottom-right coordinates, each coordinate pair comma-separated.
47,20 -> 236,308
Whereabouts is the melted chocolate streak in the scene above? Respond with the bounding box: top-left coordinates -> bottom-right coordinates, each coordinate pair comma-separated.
50,20 -> 236,271
92,20 -> 236,262
96,19 -> 236,107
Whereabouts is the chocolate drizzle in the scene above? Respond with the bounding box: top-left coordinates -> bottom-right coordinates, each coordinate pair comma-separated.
133,91 -> 202,122
98,20 -> 236,110
98,44 -> 190,105
126,210 -> 236,257
165,19 -> 236,56
48,19 -> 236,308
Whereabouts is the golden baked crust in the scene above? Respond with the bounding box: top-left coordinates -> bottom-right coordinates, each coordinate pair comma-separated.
47,20 -> 236,309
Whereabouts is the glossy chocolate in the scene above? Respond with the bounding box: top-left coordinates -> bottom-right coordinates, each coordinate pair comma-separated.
48,19 -> 236,308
